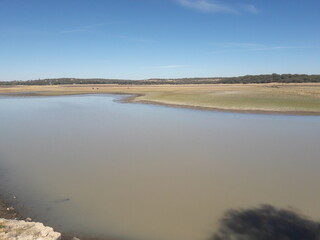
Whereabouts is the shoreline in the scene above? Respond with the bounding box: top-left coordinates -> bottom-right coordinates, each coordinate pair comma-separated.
0,195 -> 22,221
1,83 -> 320,116
0,193 -> 116,240
2,90 -> 320,116
127,97 -> 320,116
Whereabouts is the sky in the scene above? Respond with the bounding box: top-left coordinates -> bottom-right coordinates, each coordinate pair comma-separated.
0,0 -> 320,81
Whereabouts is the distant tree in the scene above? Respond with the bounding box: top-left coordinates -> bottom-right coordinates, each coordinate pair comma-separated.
1,74 -> 320,86
211,205 -> 320,240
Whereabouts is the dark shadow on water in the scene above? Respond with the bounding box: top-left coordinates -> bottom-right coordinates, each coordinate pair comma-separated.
211,205 -> 320,240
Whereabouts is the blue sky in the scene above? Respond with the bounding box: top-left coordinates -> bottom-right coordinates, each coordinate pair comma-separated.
1,0 -> 320,80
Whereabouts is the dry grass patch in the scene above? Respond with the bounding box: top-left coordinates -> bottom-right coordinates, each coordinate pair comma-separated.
1,83 -> 320,114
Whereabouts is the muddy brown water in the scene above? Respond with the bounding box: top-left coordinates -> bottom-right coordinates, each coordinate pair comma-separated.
0,94 -> 320,240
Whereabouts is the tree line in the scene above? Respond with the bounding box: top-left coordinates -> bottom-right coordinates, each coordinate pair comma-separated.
1,74 -> 320,85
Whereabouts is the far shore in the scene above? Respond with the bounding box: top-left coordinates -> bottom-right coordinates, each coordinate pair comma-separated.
1,83 -> 320,115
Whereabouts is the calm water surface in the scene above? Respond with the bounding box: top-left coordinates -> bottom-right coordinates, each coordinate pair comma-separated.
0,94 -> 320,240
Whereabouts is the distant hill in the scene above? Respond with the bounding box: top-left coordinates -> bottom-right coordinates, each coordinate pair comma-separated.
1,74 -> 320,85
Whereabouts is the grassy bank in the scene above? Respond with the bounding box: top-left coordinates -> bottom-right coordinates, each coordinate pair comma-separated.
1,83 -> 320,115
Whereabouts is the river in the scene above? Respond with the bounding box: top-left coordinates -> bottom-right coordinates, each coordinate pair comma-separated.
0,94 -> 319,240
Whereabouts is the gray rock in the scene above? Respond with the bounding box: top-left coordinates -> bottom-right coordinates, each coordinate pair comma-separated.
0,218 -> 61,240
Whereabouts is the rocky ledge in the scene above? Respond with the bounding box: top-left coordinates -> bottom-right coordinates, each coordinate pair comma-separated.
0,218 -> 61,240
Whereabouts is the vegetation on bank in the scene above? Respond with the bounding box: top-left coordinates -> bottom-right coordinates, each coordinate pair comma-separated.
1,74 -> 320,86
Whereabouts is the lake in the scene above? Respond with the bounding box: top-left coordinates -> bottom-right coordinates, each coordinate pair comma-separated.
0,94 -> 320,240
